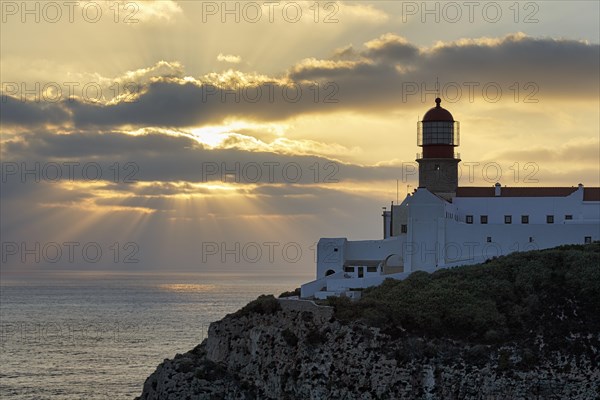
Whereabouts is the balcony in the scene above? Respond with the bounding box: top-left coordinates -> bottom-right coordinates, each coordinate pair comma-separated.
416,152 -> 460,159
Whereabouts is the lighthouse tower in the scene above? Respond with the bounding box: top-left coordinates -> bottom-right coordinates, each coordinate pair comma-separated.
416,98 -> 460,200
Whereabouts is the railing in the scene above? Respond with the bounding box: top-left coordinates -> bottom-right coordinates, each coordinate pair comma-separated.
416,152 -> 460,159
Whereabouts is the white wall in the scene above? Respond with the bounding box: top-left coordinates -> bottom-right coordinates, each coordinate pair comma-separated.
344,237 -> 403,264
303,187 -> 599,299
452,187 -> 596,225
316,238 -> 346,279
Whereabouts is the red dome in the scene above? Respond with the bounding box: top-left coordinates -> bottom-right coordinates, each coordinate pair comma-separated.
422,98 -> 454,122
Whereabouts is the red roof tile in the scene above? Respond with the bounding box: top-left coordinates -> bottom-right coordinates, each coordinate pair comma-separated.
455,186 -> 597,198
455,187 -> 495,197
584,188 -> 600,201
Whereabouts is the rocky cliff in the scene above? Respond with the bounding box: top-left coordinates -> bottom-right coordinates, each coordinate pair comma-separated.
137,299 -> 598,399
138,245 -> 600,399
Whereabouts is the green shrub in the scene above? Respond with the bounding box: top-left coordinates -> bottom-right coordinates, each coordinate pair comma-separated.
279,288 -> 301,298
327,243 -> 600,343
235,295 -> 281,317
305,328 -> 327,346
176,358 -> 195,373
518,347 -> 539,370
281,328 -> 299,346
194,359 -> 227,381
497,350 -> 512,372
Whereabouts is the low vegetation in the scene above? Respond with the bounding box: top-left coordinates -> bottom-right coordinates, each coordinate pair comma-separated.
233,294 -> 281,317
281,328 -> 299,346
278,288 -> 301,298
327,243 -> 600,346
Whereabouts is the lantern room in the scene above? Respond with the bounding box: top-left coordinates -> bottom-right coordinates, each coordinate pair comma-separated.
417,98 -> 460,159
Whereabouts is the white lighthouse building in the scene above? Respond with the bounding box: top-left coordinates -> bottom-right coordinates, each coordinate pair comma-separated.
301,99 -> 600,299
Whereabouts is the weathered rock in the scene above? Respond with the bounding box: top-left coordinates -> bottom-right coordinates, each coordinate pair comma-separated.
137,300 -> 600,399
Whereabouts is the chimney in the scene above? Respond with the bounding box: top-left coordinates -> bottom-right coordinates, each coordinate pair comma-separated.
494,183 -> 501,197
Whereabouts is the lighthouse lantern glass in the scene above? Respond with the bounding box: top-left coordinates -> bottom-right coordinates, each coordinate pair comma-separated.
417,121 -> 460,146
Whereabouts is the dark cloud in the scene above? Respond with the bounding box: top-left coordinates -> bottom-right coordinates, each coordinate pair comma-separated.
290,34 -> 599,108
2,129 -> 405,185
3,128 -> 198,158
363,36 -> 419,61
0,95 -> 70,127
1,34 -> 596,130
492,142 -> 600,164
64,80 -> 341,128
414,34 -> 599,97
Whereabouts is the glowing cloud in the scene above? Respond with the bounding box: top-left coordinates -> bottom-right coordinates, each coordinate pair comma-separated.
217,53 -> 242,64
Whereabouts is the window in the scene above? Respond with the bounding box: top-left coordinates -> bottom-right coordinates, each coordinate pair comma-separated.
466,215 -> 473,224
486,236 -> 492,243
585,236 -> 592,244
480,215 -> 488,224
367,266 -> 377,273
400,224 -> 407,233
546,215 -> 554,224
420,121 -> 456,145
504,215 -> 512,224
344,267 -> 354,273
529,237 -> 534,243
358,267 -> 364,278
565,215 -> 573,220
521,215 -> 529,224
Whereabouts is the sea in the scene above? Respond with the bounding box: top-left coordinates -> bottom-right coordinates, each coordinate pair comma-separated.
0,272 -> 308,399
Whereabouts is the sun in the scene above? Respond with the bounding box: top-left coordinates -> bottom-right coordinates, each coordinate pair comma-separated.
190,126 -> 228,147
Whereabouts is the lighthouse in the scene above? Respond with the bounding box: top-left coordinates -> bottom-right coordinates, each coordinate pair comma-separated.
416,98 -> 460,200
301,97 -> 600,300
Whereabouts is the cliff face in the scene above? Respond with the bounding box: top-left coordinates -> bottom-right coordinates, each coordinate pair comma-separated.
137,299 -> 599,400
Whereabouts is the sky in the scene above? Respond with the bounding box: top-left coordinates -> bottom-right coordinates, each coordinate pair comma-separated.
1,0 -> 599,278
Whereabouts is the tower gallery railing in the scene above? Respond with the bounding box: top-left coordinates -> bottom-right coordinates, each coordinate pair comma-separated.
416,152 -> 460,159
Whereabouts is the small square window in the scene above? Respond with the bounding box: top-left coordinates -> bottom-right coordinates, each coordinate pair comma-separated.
546,215 -> 554,224
504,215 -> 512,224
585,236 -> 592,244
480,215 -> 488,224
565,215 -> 573,220
521,215 -> 529,224
401,224 -> 407,233
466,215 -> 473,224
529,237 -> 534,243
334,248 -> 338,252
486,236 -> 492,243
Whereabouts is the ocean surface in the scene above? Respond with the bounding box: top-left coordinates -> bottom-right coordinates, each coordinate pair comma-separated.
0,273 -> 307,399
